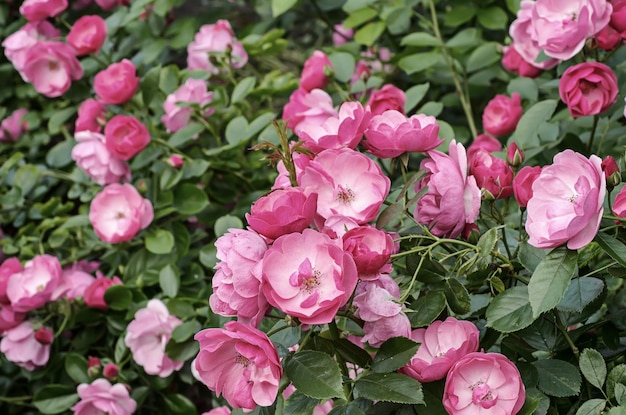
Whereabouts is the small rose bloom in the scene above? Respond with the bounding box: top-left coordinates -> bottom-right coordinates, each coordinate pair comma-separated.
103,363 -> 119,379
443,352 -> 525,415
466,133 -> 502,161
34,326 -> 53,345
75,98 -> 107,133
162,78 -> 214,133
282,88 -> 337,132
333,23 -> 354,46
21,41 -> 83,98
300,50 -> 332,92
469,150 -> 514,199
71,379 -> 137,415
366,84 -> 406,116
168,154 -> 184,168
6,254 -> 62,313
513,165 -> 542,208
51,268 -> 96,301
559,62 -> 618,118
94,59 -> 139,105
195,321 -> 283,412
187,20 -> 248,74
342,226 -> 396,280
506,142 -> 524,166
20,0 -> 68,21
501,45 -> 542,78
482,93 -> 523,137
104,115 -> 150,160
67,15 -> 107,56
83,275 -> 122,309
595,24 -> 622,50
89,183 -> 154,244
72,131 -> 131,186
0,109 -> 28,142
0,321 -> 50,370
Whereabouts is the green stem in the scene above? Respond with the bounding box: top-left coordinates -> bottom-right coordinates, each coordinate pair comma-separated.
587,115 -> 599,154
554,311 -> 580,359
328,320 -> 352,401
399,253 -> 425,303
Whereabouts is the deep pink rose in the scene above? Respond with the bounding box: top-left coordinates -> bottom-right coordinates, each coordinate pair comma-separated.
168,154 -> 184,168
0,108 -> 28,142
400,317 -> 479,383
366,84 -> 406,116
103,363 -> 119,379
2,21 -> 60,74
0,304 -> 25,334
0,321 -> 50,370
94,0 -> 127,10
262,229 -> 358,325
246,188 -> 317,240
611,0 -> 626,35
466,133 -> 502,161
0,258 -> 23,305
342,226 -> 395,280
89,183 -> 154,244
125,299 -> 184,377
51,268 -> 96,301
602,155 -> 621,187
194,321 -> 283,411
20,41 -> 83,98
469,150 -> 514,199
482,93 -> 523,136
75,98 -> 106,133
509,1 -> 560,69
187,20 -> 248,74
6,254 -> 61,313
513,165 -> 542,208
501,46 -> 542,78
104,115 -> 150,160
414,141 -> 481,238
559,62 -> 618,118
20,0 -> 67,21
333,23 -> 354,46
67,15 -> 107,56
526,150 -> 605,250
162,78 -> 214,133
507,142 -> 524,167
72,131 -> 131,185
363,110 -> 442,158
595,23 -> 622,50
71,379 -> 137,415
282,88 -> 337,132
83,275 -> 122,309
94,59 -> 139,105
300,50 -> 332,92
443,352 -> 525,415
612,185 -> 626,218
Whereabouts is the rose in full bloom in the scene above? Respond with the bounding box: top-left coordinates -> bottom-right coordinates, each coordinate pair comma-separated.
262,229 -> 358,325
93,59 -> 140,105
0,321 -> 51,370
513,165 -> 542,208
0,108 -> 28,142
501,46 -> 542,78
125,299 -> 184,377
20,41 -> 83,98
51,267 -> 96,301
2,21 -> 60,75
20,0 -> 67,21
187,20 -> 248,74
83,275 -> 122,309
300,50 -> 332,92
482,93 -> 523,137
72,131 -> 131,186
282,88 -> 337,132
162,78 -> 214,133
6,254 -> 62,313
559,62 -> 618,118
194,321 -> 283,412
366,84 -> 406,116
526,150 -> 605,250
75,98 -> 107,133
443,352 -> 525,415
89,183 -> 154,244
363,110 -> 442,158
414,141 -> 481,238
469,150 -> 514,199
104,115 -> 150,160
342,226 -> 396,280
508,1 -> 560,70
400,317 -> 479,383
67,15 -> 107,56
71,379 -> 137,415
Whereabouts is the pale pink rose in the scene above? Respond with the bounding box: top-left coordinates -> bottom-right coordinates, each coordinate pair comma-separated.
298,148 -> 391,224
0,258 -> 23,305
209,229 -> 270,327
104,115 -> 151,160
68,260 -> 100,274
89,183 -> 154,244
75,98 -> 106,133
0,108 -> 28,142
320,215 -> 359,239
51,268 -> 96,301
162,78 -> 214,133
202,407 -> 231,415
67,15 -> 107,56
195,321 -> 282,412
94,59 -> 139,105
333,23 -> 354,46
20,0 -> 67,21
366,84 -> 406,116
526,150 -> 605,250
20,41 -> 83,98
72,131 -> 131,185
246,188 -> 317,240
187,20 -> 248,74
513,165 -> 542,208
612,185 -> 626,218
83,275 -> 122,309
342,226 -> 395,280
414,140 -> 482,238
300,50 -> 332,92
466,133 -> 502,161
400,317 -> 479,383
6,254 -> 61,313
362,314 -> 411,348
501,45 -> 542,78
0,321 -> 50,370
482,93 -> 523,136
0,304 -> 25,334
559,62 -> 618,118
469,150 -> 514,199
125,299 -> 184,377
2,21 -> 60,76
363,110 -> 442,158
509,1 -> 560,69
71,379 -> 137,415
262,229 -> 358,325
443,352 -> 525,415
283,88 -> 338,132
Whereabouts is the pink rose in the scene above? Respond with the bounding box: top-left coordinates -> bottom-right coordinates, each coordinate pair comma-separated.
466,133 -> 502,161
559,62 -> 618,118
0,109 -> 28,142
363,110 -> 442,158
75,98 -> 107,133
300,50 -> 332,92
71,379 -> 137,415
526,150 -> 605,250
168,154 -> 184,168
601,155 -> 621,187
443,352 -> 525,415
2,21 -> 60,74
509,1 -> 560,69
333,23 -> 354,46
282,88 -> 337,132
20,0 -> 67,21
89,183 -> 154,244
20,41 -> 83,98
482,93 -> 523,136
320,215 -> 359,239
51,268 -> 96,301
366,84 -> 406,116
414,141 -> 482,238
202,407 -> 231,415
400,317 -> 479,383
125,299 -> 184,377
262,229 -> 358,325
246,188 -> 317,240
67,15 -> 107,56
595,24 -> 622,50
104,115 -> 151,160
342,226 -> 395,280
0,304 -> 25,334
469,150 -> 514,199
501,46 -> 542,78
0,258 -> 23,305
83,275 -> 122,309
513,165 -> 542,208
507,142 -> 524,167
94,59 -> 139,105
0,321 -> 51,370
187,20 -> 248,74
612,185 -> 626,218
103,363 -> 119,379
6,254 -> 61,313
94,0 -> 127,10
162,78 -> 214,133
363,314 -> 412,348
72,131 -> 131,186
611,0 -> 626,36
194,321 -> 283,411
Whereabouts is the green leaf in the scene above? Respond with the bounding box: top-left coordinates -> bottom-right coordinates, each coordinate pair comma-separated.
271,0 -> 298,17
48,107 -> 76,135
417,101 -> 443,117
595,232 -> 626,268
534,359 -> 582,397
466,42 -> 500,72
168,122 -> 204,147
14,164 -> 41,196
575,399 -> 606,415
446,28 -> 482,48
608,365 -> 626,399
606,407 -> 626,415
401,32 -> 441,47
579,348 -> 606,390
486,286 -> 535,333
141,65 -> 161,106
46,140 -> 75,168
328,52 -> 356,83
444,278 -> 470,314
354,21 -> 386,47
173,183 -> 209,215
383,5 -> 412,35
616,384 -> 626,406
159,264 -> 180,298
232,76 -> 256,104
33,385 -> 79,414
65,353 -> 89,384
518,241 -> 546,272
528,247 -> 578,318
284,351 -> 346,400
159,65 -> 180,94
443,4 -> 475,26
398,52 -> 440,75
214,215 -> 244,237
507,100 -> 557,147
353,373 -> 424,404
104,285 -> 133,311
225,113 -> 275,146
164,393 -> 198,415
171,320 -> 201,343
404,83 -> 429,113
165,338 -> 199,361
343,7 -> 378,28
476,6 -> 508,30
508,77 -> 538,102
327,403 -> 366,415
409,291 -> 446,327
284,391 -> 323,415
145,229 -> 175,254
371,337 -> 419,373
557,277 -> 604,312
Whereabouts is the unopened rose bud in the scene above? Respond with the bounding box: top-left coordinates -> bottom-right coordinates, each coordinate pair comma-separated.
602,156 -> 621,188
88,356 -> 101,368
34,327 -> 53,345
462,223 -> 480,243
103,362 -> 119,379
506,142 -> 524,167
167,154 -> 184,168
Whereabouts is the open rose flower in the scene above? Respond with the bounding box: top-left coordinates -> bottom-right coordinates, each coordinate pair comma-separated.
94,59 -> 139,105
282,88 -> 337,132
6,254 -> 62,313
300,50 -> 332,92
0,320 -> 51,370
508,1 -> 560,70
104,115 -> 150,160
366,84 -> 406,116
72,131 -> 131,185
20,0 -> 68,21
559,62 -> 618,118
67,15 -> 107,56
75,98 -> 106,133
187,20 -> 248,74
162,78 -> 214,133
2,21 -> 60,75
20,41 -> 83,98
71,379 -> 137,415
0,109 -> 28,142
51,267 -> 96,301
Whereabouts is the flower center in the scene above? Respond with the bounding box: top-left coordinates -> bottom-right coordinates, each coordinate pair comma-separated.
48,60 -> 59,71
289,258 -> 321,293
568,193 -> 579,203
335,184 -> 355,204
579,80 -> 596,95
235,353 -> 250,367
470,382 -> 498,409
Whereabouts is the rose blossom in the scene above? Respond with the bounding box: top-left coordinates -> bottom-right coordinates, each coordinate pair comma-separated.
443,352 -> 525,415
366,84 -> 406,116
71,379 -> 137,415
526,150 -> 605,250
0,109 -> 28,142
559,62 -> 618,118
67,15 -> 107,56
414,140 -> 481,238
342,226 -> 396,280
0,321 -> 51,370
300,50 -> 332,92
94,59 -> 139,105
203,407 -> 231,415
482,93 -> 523,137
194,321 -> 282,412
611,0 -> 626,37
75,98 -> 106,133
187,20 -> 248,74
469,150 -> 514,199
0,258 -> 23,305
162,78 -> 214,133
94,0 -> 127,10
20,0 -> 67,21
20,41 -> 83,98
51,268 -> 96,301
321,215 -> 359,239
333,23 -> 354,46
612,186 -> 626,218
125,299 -> 184,377
271,147 -> 314,190
363,110 -> 442,158
602,155 -> 621,187
508,1 -> 560,70
282,88 -> 338,132
513,165 -> 542,208
103,363 -> 119,379
6,254 -> 61,313
104,115 -> 151,160
89,183 -> 154,244
400,317 -> 479,383
501,46 -> 542,78
83,275 -> 122,309
595,24 -> 622,50
262,229 -> 358,325
0,305 -> 25,334
2,21 -> 60,75
72,131 -> 131,185
466,133 -> 502,161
